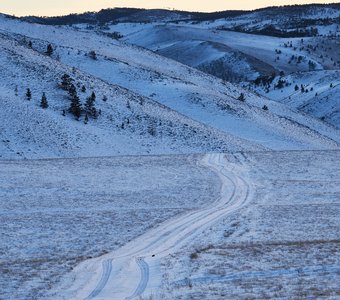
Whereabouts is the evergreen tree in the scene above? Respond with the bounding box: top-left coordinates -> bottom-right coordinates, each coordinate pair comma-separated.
84,91 -> 98,119
238,93 -> 245,102
40,92 -> 48,109
28,40 -> 32,48
262,105 -> 269,111
14,85 -> 18,96
68,83 -> 77,100
69,93 -> 82,120
275,79 -> 285,89
61,74 -> 72,90
89,50 -> 97,60
46,44 -> 53,56
26,88 -> 32,100
81,85 -> 86,93
294,84 -> 299,91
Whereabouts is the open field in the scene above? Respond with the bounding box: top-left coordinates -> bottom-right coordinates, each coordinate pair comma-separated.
0,155 -> 220,299
1,151 -> 339,299
161,150 -> 340,299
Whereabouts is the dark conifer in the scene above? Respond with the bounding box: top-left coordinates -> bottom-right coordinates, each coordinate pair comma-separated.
238,93 -> 245,102
68,83 -> 77,100
46,44 -> 53,56
40,92 -> 48,109
26,88 -> 32,100
69,94 -> 82,120
89,50 -> 97,60
84,91 -> 98,119
61,74 -> 72,90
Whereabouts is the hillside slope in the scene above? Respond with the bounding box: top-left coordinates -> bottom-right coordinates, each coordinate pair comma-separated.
0,15 -> 339,159
103,5 -> 339,127
0,31 -> 264,159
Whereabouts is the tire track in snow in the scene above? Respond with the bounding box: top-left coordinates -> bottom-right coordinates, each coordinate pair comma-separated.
125,258 -> 149,300
83,259 -> 113,300
121,153 -> 251,299
55,153 -> 252,300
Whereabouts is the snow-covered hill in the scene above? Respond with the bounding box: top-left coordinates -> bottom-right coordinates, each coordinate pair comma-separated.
105,8 -> 339,128
0,34 -> 262,159
250,70 -> 340,127
0,13 -> 339,159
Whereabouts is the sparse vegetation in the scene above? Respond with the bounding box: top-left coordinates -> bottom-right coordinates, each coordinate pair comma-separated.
238,93 -> 245,102
84,92 -> 98,119
46,44 -> 53,56
40,92 -> 48,109
89,50 -> 97,60
26,88 -> 32,100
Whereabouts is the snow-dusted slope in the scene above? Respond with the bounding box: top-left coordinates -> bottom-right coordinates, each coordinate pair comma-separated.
107,4 -> 338,129
0,30 -> 264,159
0,14 -> 339,159
251,70 -> 340,127
116,21 -> 339,128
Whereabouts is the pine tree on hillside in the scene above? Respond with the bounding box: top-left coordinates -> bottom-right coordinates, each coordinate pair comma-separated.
89,50 -> 97,60
69,93 -> 82,120
68,83 -> 77,100
84,91 -> 98,119
46,44 -> 53,56
238,93 -> 245,102
26,88 -> 32,100
61,74 -> 72,90
90,91 -> 96,102
40,92 -> 48,109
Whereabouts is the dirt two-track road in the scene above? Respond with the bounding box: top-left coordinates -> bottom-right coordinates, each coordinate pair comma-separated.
50,153 -> 252,299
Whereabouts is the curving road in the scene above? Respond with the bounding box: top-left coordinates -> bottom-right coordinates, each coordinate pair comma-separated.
51,153 -> 252,300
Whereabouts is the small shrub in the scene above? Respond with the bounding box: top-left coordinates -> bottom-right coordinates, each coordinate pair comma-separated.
89,50 -> 97,60
238,92 -> 245,102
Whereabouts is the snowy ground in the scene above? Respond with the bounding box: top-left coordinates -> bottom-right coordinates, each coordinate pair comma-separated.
161,150 -> 340,299
0,8 -> 339,300
0,155 -> 220,299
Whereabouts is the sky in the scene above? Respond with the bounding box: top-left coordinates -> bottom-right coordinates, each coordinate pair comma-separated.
0,0 -> 338,17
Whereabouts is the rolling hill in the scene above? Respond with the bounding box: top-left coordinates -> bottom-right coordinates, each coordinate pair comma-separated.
0,10 -> 339,160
